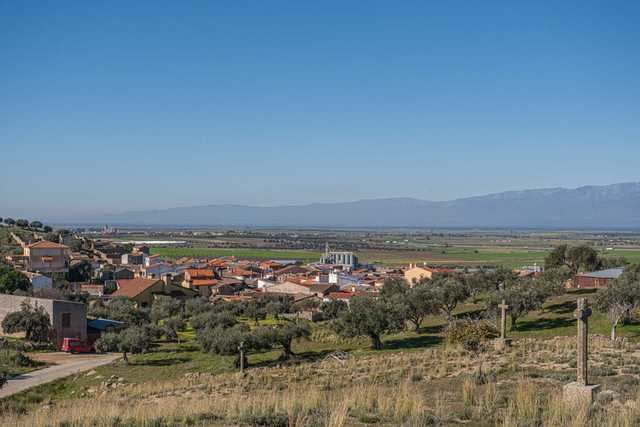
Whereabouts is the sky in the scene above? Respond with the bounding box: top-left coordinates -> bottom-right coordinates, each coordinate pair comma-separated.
1,1 -> 639,220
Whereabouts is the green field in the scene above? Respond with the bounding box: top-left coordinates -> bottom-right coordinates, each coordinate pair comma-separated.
151,245 -> 640,268
151,246 -> 548,267
150,247 -> 322,263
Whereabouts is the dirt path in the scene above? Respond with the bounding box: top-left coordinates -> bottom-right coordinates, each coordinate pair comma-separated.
0,353 -> 120,399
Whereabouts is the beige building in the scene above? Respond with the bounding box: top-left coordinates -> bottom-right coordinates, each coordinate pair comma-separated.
24,240 -> 70,273
0,294 -> 86,348
404,266 -> 434,285
181,269 -> 218,298
404,265 -> 454,287
265,281 -> 314,295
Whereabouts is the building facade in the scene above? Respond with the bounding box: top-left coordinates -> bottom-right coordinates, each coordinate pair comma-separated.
572,268 -> 624,289
23,240 -> 70,273
0,295 -> 86,348
319,244 -> 358,270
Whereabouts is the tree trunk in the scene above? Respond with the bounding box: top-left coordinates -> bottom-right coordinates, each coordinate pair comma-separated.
510,314 -> 518,332
281,343 -> 293,360
443,310 -> 454,324
235,353 -> 248,369
122,351 -> 129,367
371,334 -> 383,350
611,319 -> 619,341
411,317 -> 423,332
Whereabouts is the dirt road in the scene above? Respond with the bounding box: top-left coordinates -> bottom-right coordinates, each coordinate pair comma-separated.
0,352 -> 120,399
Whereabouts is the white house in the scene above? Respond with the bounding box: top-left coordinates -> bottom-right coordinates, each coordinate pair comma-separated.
21,271 -> 53,291
257,279 -> 277,290
142,262 -> 174,279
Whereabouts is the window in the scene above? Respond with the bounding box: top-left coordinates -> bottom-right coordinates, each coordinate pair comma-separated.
62,313 -> 71,328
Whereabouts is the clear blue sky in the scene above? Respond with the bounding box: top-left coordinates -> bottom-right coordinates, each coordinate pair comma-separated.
1,1 -> 639,220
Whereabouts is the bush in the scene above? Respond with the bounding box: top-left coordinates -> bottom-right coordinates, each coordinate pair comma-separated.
591,366 -> 617,377
239,413 -> 288,427
443,319 -> 497,349
1,302 -> 51,342
0,348 -> 32,368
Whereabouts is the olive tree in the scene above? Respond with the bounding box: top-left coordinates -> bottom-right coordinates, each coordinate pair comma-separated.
266,320 -> 311,360
334,296 -> 405,350
594,265 -> 640,341
405,284 -> 439,331
95,326 -> 152,366
88,297 -> 150,326
545,244 -> 601,275
163,316 -> 186,343
197,323 -> 272,369
429,275 -> 470,322
1,302 -> 51,342
0,266 -> 31,294
488,277 -> 550,331
320,299 -> 348,320
150,295 -> 183,325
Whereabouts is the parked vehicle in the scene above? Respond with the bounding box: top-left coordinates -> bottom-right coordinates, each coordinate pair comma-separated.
61,338 -> 93,353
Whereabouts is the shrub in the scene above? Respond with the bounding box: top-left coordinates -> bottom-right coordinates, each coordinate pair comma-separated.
590,366 -> 617,377
444,319 -> 497,348
1,302 -> 51,342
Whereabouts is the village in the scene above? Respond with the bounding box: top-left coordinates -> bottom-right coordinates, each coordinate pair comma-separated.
0,217 -> 639,426
0,218 -> 625,350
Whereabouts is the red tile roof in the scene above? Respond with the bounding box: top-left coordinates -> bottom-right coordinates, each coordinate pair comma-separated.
208,259 -> 228,267
186,268 -> 215,279
327,291 -> 358,300
27,240 -> 68,249
113,278 -> 161,298
231,268 -> 256,276
191,279 -> 218,287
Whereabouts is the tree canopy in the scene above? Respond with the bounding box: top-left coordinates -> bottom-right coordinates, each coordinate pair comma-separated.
428,275 -> 470,322
0,266 -> 31,295
88,297 -> 150,326
15,219 -> 29,228
1,302 -> 51,342
150,295 -> 183,324
334,295 -> 405,350
266,320 -> 311,360
488,277 -> 552,331
594,264 -> 640,341
95,326 -> 152,365
544,244 -> 601,274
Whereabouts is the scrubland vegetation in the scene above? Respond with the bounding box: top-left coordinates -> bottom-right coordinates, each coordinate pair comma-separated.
5,336 -> 640,426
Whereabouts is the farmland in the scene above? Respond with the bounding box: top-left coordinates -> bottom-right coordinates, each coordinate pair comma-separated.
150,247 -> 322,263
150,245 -> 640,268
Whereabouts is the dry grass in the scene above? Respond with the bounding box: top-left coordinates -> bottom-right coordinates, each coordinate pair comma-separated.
4,335 -> 640,426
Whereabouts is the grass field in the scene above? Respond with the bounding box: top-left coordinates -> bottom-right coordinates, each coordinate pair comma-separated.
4,289 -> 640,413
150,247 -> 322,263
5,289 -> 640,425
151,245 -> 640,268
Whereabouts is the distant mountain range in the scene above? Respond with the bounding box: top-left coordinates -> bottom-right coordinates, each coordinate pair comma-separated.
99,182 -> 640,229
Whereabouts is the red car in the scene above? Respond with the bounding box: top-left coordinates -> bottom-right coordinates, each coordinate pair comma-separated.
61,338 -> 93,353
